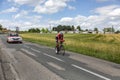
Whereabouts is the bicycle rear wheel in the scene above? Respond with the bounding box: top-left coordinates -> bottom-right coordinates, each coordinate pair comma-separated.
60,45 -> 65,56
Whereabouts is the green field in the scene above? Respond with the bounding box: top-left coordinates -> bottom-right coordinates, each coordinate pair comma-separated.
20,33 -> 120,64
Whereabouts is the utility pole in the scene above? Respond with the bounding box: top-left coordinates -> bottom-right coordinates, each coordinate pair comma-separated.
16,26 -> 19,33
49,24 -> 52,33
111,25 -> 114,34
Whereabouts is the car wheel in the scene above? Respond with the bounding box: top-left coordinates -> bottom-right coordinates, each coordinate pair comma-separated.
7,40 -> 9,43
20,42 -> 22,44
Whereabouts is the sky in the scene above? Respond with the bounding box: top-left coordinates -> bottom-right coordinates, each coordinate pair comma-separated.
0,0 -> 120,31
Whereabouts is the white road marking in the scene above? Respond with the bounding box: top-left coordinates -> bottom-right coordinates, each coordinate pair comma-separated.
43,53 -> 64,62
21,48 -> 37,57
72,64 -> 111,80
31,48 -> 41,53
47,62 -> 65,71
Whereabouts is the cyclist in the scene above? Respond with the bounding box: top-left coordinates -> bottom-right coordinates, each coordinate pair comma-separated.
55,32 -> 65,51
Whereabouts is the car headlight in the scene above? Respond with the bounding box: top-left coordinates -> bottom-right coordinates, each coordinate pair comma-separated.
8,38 -> 13,41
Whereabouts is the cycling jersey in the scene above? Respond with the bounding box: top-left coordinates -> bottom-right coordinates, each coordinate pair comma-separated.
56,33 -> 64,42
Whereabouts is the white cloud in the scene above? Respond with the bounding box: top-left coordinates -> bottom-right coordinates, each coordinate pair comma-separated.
68,5 -> 76,10
34,0 -> 69,14
94,5 -> 119,15
0,19 -> 45,31
9,0 -> 75,14
60,17 -> 73,22
2,2 -> 120,31
24,21 -> 32,26
13,10 -> 28,19
0,19 -> 20,29
96,0 -> 117,2
81,22 -> 91,27
108,8 -> 120,16
0,7 -> 18,14
25,15 -> 42,24
49,15 -> 87,26
74,15 -> 87,24
49,5 -> 120,30
14,14 -> 20,19
9,0 -> 45,6
89,5 -> 120,30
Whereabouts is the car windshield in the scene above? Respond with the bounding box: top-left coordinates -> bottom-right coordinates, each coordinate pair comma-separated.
9,33 -> 19,37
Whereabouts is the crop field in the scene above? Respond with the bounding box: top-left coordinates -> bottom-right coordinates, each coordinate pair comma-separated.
20,33 -> 120,64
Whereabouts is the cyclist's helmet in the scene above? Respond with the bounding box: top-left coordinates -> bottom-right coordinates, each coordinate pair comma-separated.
60,32 -> 63,35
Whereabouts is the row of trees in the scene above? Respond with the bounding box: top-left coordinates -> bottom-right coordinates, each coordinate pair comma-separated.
0,24 -> 8,33
52,25 -> 81,32
52,25 -> 120,34
27,25 -> 120,34
27,25 -> 82,33
0,23 -> 120,34
103,27 -> 115,34
0,24 -> 3,31
28,28 -> 49,33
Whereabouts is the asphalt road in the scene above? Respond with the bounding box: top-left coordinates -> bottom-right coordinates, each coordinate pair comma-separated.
0,34 -> 120,80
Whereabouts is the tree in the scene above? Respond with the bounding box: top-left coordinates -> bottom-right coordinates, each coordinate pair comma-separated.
111,26 -> 115,33
115,30 -> 120,34
53,25 -> 77,32
76,26 -> 81,31
45,28 -> 49,33
28,28 -> 35,32
94,27 -> 99,34
94,28 -> 98,31
71,25 -> 75,31
57,25 -> 62,32
85,29 -> 88,31
0,24 -> 3,30
103,28 -> 107,34
41,28 -> 46,33
28,28 -> 40,33
36,28 -> 40,33
52,27 -> 57,31
103,27 -> 115,34
71,25 -> 75,33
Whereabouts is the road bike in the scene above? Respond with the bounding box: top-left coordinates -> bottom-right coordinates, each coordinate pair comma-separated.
55,42 -> 65,56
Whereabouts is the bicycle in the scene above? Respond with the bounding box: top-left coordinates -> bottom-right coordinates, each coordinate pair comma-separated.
55,42 -> 65,56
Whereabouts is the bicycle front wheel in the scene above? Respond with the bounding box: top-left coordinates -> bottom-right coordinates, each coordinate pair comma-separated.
60,45 -> 65,56
55,46 -> 59,54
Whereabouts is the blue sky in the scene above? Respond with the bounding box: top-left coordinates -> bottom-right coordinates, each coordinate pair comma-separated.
0,0 -> 120,31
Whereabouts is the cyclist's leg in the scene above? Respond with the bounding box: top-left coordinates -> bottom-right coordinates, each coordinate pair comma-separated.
56,39 -> 59,51
55,40 -> 59,54
55,37 -> 58,47
60,41 -> 63,48
56,43 -> 59,51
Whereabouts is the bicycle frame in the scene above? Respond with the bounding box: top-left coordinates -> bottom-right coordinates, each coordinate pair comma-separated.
55,41 -> 65,55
